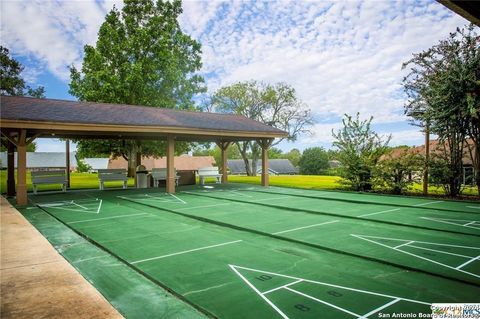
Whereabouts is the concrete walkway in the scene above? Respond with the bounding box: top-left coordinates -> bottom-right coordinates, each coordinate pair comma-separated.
0,196 -> 123,319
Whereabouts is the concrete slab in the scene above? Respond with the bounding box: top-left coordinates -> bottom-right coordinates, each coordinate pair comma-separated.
0,196 -> 123,319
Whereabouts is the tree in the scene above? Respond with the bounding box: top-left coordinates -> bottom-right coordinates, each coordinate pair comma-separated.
69,0 -> 205,175
298,147 -> 329,175
373,148 -> 423,194
0,46 -> 45,98
192,144 -> 242,169
0,142 -> 36,152
212,81 -> 313,176
284,148 -> 301,167
332,113 -> 390,191
402,24 -> 480,196
268,147 -> 284,159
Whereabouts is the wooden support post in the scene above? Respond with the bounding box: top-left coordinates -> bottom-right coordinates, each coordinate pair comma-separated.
259,139 -> 273,187
423,124 -> 430,196
7,139 -> 15,197
16,129 -> 27,205
216,141 -> 231,184
166,136 -> 175,193
66,139 -> 71,188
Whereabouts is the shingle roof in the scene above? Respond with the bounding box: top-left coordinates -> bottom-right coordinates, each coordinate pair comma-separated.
227,159 -> 298,174
0,152 -> 77,169
1,96 -> 286,136
108,155 -> 216,170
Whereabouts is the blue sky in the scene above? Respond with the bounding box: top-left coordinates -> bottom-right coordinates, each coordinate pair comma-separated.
1,0 -> 470,153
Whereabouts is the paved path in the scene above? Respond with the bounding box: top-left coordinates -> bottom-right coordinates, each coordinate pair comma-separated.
0,196 -> 123,319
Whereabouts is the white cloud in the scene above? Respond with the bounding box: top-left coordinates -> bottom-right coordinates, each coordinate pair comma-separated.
1,0 -> 115,81
1,0 -> 472,150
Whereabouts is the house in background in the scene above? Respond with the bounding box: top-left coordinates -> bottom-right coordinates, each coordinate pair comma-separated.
227,159 -> 298,175
108,155 -> 216,171
0,152 -> 77,171
382,139 -> 477,185
82,158 -> 109,172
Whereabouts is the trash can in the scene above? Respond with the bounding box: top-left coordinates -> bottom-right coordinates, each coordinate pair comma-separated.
136,165 -> 149,188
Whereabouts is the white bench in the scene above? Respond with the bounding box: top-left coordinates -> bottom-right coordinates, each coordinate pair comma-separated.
198,167 -> 222,185
31,170 -> 67,194
151,168 -> 180,187
98,169 -> 128,190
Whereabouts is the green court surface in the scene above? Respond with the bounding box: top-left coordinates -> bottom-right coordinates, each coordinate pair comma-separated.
20,184 -> 480,319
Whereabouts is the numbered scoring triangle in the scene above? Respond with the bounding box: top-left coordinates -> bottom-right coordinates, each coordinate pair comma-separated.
38,199 -> 103,214
229,264 -> 429,319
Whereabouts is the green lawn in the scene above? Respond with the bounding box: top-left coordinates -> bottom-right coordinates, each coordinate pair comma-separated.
0,171 -> 135,193
1,171 -> 477,198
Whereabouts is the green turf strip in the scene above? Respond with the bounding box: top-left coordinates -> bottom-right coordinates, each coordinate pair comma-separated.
120,189 -> 480,285
257,185 -> 480,214
180,187 -> 480,236
18,205 -> 206,319
27,189 -> 480,319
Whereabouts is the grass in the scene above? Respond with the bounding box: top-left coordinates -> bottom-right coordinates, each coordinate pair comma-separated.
0,171 -> 135,193
1,170 -> 477,198
228,175 -> 344,190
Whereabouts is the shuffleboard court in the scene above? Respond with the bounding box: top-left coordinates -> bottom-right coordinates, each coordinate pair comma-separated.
118,189 -> 480,284
178,186 -> 480,236
26,185 -> 480,318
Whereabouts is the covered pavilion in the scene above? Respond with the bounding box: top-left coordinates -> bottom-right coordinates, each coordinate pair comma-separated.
0,95 -> 287,205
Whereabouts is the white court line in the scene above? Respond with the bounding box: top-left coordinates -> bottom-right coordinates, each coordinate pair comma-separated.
406,245 -> 474,259
254,196 -> 293,202
262,280 -> 303,294
456,255 -> 480,270
169,193 -> 186,204
420,217 -> 480,230
229,190 -> 252,197
353,234 -> 480,250
231,265 -> 430,305
71,201 -> 88,210
72,255 -> 108,264
131,240 -> 243,264
358,298 -> 401,319
358,208 -> 400,218
413,201 -> 443,207
177,203 -> 231,211
393,241 -> 415,249
464,221 -> 478,226
351,234 -> 480,279
273,220 -> 339,235
285,287 -> 362,317
467,206 -> 480,209
229,265 -> 290,319
182,191 -> 290,203
68,213 -> 149,224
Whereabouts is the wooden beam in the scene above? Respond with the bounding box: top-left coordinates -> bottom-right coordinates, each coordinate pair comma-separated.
166,136 -> 175,193
7,139 -> 15,197
66,139 -> 71,188
26,133 -> 40,145
423,124 -> 430,196
216,142 -> 231,184
16,129 -> 28,205
259,139 -> 273,187
0,130 -> 18,146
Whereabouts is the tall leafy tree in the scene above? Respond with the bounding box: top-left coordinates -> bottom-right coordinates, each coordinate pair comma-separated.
69,0 -> 205,175
298,147 -> 329,175
402,24 -> 479,195
332,113 -> 390,191
212,81 -> 313,175
0,46 -> 45,98
373,148 -> 423,194
284,148 -> 301,167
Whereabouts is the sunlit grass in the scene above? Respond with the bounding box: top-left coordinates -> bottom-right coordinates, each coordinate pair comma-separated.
0,170 -> 477,198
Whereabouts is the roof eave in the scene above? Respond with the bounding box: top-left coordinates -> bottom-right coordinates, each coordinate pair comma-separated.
0,119 -> 288,141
